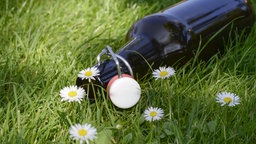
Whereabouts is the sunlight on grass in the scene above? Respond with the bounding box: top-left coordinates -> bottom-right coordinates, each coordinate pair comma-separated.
1,0 -> 256,143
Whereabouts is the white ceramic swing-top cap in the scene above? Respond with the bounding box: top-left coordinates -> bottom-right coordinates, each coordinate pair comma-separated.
108,76 -> 141,109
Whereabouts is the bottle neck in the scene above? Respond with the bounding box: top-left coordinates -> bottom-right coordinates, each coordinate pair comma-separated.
97,35 -> 158,87
76,35 -> 157,99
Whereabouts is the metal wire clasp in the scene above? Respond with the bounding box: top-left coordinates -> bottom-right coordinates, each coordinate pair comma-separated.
96,46 -> 134,78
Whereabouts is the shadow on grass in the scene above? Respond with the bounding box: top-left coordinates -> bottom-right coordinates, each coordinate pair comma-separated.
123,0 -> 181,14
0,0 -> 25,12
124,0 -> 180,5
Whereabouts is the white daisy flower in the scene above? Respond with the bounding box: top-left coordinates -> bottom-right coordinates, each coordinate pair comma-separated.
144,107 -> 164,122
59,85 -> 85,103
216,92 -> 240,106
70,123 -> 97,144
152,66 -> 175,80
78,66 -> 100,82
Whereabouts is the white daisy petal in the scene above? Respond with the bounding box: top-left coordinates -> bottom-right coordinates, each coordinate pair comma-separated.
59,85 -> 86,103
78,66 -> 100,82
152,66 -> 175,80
70,123 -> 97,143
216,92 -> 240,107
144,107 -> 164,122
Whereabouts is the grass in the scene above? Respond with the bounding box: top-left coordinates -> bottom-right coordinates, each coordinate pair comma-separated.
1,0 -> 256,143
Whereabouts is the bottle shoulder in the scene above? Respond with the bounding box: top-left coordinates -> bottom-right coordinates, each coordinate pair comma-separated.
126,13 -> 188,46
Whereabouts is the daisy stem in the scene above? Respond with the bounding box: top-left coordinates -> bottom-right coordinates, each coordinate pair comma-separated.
223,108 -> 227,125
221,108 -> 228,142
90,82 -> 99,107
147,92 -> 152,106
146,83 -> 153,106
149,123 -> 154,141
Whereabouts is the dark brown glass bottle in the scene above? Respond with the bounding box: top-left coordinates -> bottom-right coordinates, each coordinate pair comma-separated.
77,0 -> 255,99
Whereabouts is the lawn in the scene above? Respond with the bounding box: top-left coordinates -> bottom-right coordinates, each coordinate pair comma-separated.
1,0 -> 256,143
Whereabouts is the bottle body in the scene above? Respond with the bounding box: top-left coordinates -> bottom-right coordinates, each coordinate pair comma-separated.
77,0 -> 255,98
124,0 -> 255,65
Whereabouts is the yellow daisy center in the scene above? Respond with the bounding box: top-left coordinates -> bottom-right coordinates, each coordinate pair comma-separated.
84,71 -> 93,77
150,111 -> 157,117
68,91 -> 77,97
159,71 -> 168,77
78,129 -> 87,136
223,97 -> 232,103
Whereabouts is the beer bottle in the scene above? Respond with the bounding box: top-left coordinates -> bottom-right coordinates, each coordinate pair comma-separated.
76,0 -> 255,108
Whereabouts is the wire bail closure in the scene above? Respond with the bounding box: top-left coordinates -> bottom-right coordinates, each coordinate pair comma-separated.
97,46 -> 134,78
